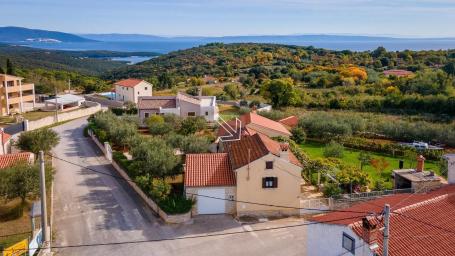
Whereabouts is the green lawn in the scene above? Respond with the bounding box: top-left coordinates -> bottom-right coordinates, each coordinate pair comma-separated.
218,105 -> 241,121
22,111 -> 55,121
300,141 -> 441,187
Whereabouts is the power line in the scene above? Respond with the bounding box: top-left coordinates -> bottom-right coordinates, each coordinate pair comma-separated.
49,153 -> 376,215
1,214 -> 367,253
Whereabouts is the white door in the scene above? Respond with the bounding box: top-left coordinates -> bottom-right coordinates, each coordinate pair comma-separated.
197,188 -> 226,214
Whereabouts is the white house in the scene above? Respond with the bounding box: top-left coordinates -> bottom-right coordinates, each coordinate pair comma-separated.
114,79 -> 153,104
137,92 -> 219,123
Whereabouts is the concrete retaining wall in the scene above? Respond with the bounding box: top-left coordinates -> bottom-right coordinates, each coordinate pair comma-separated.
26,101 -> 102,131
89,132 -> 191,224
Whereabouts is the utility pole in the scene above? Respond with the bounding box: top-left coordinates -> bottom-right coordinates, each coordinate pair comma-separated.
54,86 -> 59,122
68,78 -> 71,93
383,204 -> 390,256
39,151 -> 49,243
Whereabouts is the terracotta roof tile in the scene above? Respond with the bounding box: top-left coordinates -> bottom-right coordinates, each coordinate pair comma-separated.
224,133 -> 302,169
138,96 -> 177,109
311,185 -> 455,256
184,153 -> 235,187
1,130 -> 11,145
383,69 -> 414,77
115,79 -> 145,88
278,116 -> 299,129
217,112 -> 291,138
0,152 -> 33,169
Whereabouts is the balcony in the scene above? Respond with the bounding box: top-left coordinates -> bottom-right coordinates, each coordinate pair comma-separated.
7,95 -> 35,104
1,83 -> 34,93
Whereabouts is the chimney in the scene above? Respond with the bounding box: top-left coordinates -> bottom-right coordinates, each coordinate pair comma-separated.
445,154 -> 455,185
361,216 -> 379,246
416,155 -> 425,172
279,143 -> 290,162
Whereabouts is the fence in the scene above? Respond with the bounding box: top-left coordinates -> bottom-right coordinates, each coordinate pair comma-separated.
301,188 -> 416,214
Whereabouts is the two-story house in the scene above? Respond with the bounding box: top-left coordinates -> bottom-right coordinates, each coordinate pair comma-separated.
0,74 -> 35,116
184,133 -> 303,216
137,92 -> 219,123
114,79 -> 153,104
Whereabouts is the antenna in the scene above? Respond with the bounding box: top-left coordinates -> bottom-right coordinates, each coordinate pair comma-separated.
217,116 -> 242,142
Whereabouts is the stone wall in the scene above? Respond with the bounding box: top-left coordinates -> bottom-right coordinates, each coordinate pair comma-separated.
89,132 -> 191,224
26,101 -> 102,131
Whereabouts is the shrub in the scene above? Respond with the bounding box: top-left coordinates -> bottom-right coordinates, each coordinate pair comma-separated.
257,110 -> 286,121
179,117 -> 206,135
150,179 -> 171,200
323,183 -> 342,198
323,141 -> 344,158
181,135 -> 210,153
158,195 -> 193,214
15,127 -> 60,154
149,122 -> 172,136
291,127 -> 306,144
146,115 -> 164,126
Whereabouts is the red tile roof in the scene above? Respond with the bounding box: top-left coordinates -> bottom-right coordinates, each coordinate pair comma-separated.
1,130 -> 11,145
278,116 -> 299,129
115,79 -> 145,88
218,112 -> 291,137
311,185 -> 455,256
0,152 -> 34,169
184,153 -> 235,187
224,133 -> 302,170
138,96 -> 177,110
383,69 -> 414,77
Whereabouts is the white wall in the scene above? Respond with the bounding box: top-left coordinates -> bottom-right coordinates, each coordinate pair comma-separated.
307,224 -> 373,256
133,81 -> 153,103
446,154 -> 455,184
115,85 -> 135,103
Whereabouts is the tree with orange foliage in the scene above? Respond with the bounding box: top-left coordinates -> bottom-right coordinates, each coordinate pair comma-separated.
339,66 -> 368,81
370,157 -> 390,174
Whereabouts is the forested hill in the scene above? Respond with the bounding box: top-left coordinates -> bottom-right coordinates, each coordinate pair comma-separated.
0,26 -> 93,43
0,44 -> 158,76
103,42 -> 455,80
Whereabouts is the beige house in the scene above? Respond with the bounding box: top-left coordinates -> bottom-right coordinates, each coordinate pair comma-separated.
184,133 -> 303,216
138,92 -> 219,123
114,79 -> 152,104
0,74 -> 35,116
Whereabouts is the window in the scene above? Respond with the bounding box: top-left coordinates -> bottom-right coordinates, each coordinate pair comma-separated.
262,177 -> 278,188
188,112 -> 196,116
265,161 -> 273,169
144,113 -> 150,118
205,111 -> 209,116
145,87 -> 148,90
342,233 -> 355,255
138,91 -> 140,95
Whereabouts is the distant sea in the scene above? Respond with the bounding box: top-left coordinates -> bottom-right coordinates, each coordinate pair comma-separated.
18,39 -> 455,54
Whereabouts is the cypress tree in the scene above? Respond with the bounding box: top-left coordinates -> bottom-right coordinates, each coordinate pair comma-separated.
6,58 -> 15,75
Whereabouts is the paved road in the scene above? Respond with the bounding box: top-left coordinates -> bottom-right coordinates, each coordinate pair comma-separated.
52,118 -> 307,256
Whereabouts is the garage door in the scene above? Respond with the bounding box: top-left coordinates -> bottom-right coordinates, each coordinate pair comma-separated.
197,188 -> 226,214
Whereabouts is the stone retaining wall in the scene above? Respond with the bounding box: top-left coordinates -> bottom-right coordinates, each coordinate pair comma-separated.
89,132 -> 191,224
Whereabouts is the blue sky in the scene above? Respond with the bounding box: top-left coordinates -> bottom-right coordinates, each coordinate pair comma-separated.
1,0 -> 455,37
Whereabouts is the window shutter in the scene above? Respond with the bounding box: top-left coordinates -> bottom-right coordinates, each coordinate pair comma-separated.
274,177 -> 278,188
262,177 -> 266,188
